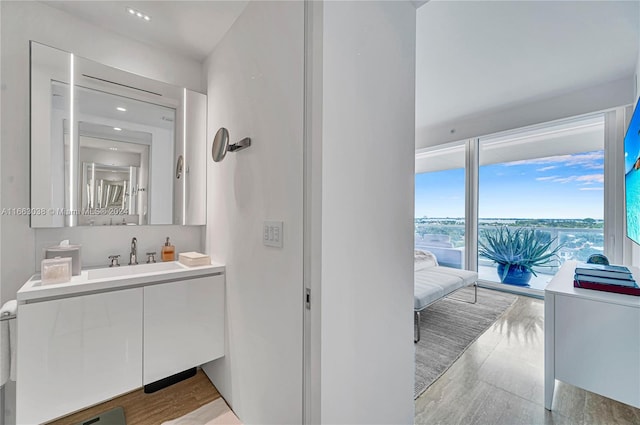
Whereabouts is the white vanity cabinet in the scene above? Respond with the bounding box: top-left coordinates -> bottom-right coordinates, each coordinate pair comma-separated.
17,288 -> 143,425
16,262 -> 225,424
143,275 -> 225,384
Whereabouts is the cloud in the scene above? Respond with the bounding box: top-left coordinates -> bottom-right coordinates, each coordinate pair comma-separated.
576,174 -> 604,184
537,166 -> 558,172
504,152 -> 604,169
551,176 -> 577,184
537,173 -> 604,184
579,187 -> 604,191
584,163 -> 604,170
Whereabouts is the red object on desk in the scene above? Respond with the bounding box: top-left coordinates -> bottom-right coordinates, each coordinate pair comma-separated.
574,279 -> 640,296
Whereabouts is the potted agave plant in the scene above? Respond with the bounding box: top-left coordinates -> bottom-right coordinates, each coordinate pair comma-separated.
478,226 -> 562,286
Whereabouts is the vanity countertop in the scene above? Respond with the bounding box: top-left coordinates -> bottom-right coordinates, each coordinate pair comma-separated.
17,261 -> 225,303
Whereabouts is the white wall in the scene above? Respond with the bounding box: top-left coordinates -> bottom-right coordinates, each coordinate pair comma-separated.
34,226 -> 202,270
417,76 -> 635,149
0,1 -> 205,302
202,2 -> 304,424
314,2 -> 416,423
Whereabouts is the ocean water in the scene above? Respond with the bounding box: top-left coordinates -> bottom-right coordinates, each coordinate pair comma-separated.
626,168 -> 640,245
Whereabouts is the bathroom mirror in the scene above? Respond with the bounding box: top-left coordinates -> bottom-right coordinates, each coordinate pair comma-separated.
211,128 -> 230,162
30,41 -> 206,227
211,127 -> 252,163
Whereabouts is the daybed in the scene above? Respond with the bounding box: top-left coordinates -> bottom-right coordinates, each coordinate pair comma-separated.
414,250 -> 478,342
414,234 -> 465,269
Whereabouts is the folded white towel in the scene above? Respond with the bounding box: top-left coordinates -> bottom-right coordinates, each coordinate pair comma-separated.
0,300 -> 17,386
0,319 -> 8,387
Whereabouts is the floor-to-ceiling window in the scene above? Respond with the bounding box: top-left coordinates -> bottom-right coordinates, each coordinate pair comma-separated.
478,115 -> 605,291
415,142 -> 466,269
414,113 -> 621,295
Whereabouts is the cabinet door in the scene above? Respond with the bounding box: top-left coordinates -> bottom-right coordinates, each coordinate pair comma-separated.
555,295 -> 640,408
17,288 -> 143,425
144,275 -> 224,384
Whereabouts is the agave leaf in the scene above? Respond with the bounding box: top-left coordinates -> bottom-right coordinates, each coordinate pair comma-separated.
500,264 -> 510,281
478,226 -> 564,274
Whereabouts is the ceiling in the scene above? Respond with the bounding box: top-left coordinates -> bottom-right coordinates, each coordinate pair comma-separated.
43,1 -> 249,62
43,1 -> 640,128
415,114 -> 605,173
416,0 -> 640,130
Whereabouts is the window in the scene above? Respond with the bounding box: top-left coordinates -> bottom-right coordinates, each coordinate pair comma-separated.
478,116 -> 604,290
415,142 -> 466,269
414,113 -> 622,295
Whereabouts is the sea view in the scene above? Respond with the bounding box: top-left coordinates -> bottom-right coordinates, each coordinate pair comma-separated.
415,217 -> 604,264
416,147 -> 606,289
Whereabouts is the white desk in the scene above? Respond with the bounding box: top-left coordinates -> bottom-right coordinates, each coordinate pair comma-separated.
545,261 -> 640,410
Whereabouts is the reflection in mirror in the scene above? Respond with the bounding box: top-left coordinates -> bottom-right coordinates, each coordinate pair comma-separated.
30,41 -> 206,227
56,83 -> 174,226
77,123 -> 151,225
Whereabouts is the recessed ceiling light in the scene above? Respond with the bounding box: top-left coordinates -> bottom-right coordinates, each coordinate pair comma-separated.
116,107 -> 127,112
109,147 -> 118,151
113,127 -> 122,131
126,7 -> 151,22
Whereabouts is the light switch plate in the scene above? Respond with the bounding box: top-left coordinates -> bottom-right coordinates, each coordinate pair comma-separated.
263,221 -> 283,248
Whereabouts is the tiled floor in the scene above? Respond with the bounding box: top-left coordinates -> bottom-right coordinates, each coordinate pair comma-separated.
415,294 -> 640,425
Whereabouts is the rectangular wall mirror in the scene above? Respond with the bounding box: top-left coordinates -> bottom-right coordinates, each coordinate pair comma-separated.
30,41 -> 206,227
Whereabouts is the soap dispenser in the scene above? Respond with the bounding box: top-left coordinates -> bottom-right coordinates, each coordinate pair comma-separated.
161,237 -> 175,262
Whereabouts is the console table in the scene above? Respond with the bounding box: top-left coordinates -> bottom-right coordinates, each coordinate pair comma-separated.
545,261 -> 640,410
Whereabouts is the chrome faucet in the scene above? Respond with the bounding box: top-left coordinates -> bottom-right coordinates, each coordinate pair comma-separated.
129,237 -> 138,265
108,255 -> 120,267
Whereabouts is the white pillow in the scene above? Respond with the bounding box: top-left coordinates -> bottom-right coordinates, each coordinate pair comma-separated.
414,250 -> 438,271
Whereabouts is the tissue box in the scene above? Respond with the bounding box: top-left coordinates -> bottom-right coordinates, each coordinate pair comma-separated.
45,244 -> 81,275
178,252 -> 211,267
41,257 -> 72,285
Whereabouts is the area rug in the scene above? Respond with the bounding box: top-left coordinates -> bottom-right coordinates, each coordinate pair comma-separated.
161,398 -> 242,425
414,287 -> 517,399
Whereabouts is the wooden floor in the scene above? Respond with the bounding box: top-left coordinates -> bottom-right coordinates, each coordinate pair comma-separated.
47,369 -> 221,425
415,294 -> 640,424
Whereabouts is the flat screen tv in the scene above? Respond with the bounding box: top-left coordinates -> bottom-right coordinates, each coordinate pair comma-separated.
624,99 -> 640,245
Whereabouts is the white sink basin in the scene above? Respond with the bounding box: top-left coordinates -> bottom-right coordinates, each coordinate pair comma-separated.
87,262 -> 185,280
18,259 -> 224,303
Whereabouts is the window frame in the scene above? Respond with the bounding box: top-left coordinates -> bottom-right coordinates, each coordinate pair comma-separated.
417,107 -> 631,296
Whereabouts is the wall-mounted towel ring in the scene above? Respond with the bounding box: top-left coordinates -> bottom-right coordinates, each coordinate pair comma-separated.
211,127 -> 252,162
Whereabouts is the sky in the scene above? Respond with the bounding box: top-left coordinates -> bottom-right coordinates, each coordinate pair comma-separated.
415,150 -> 604,219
